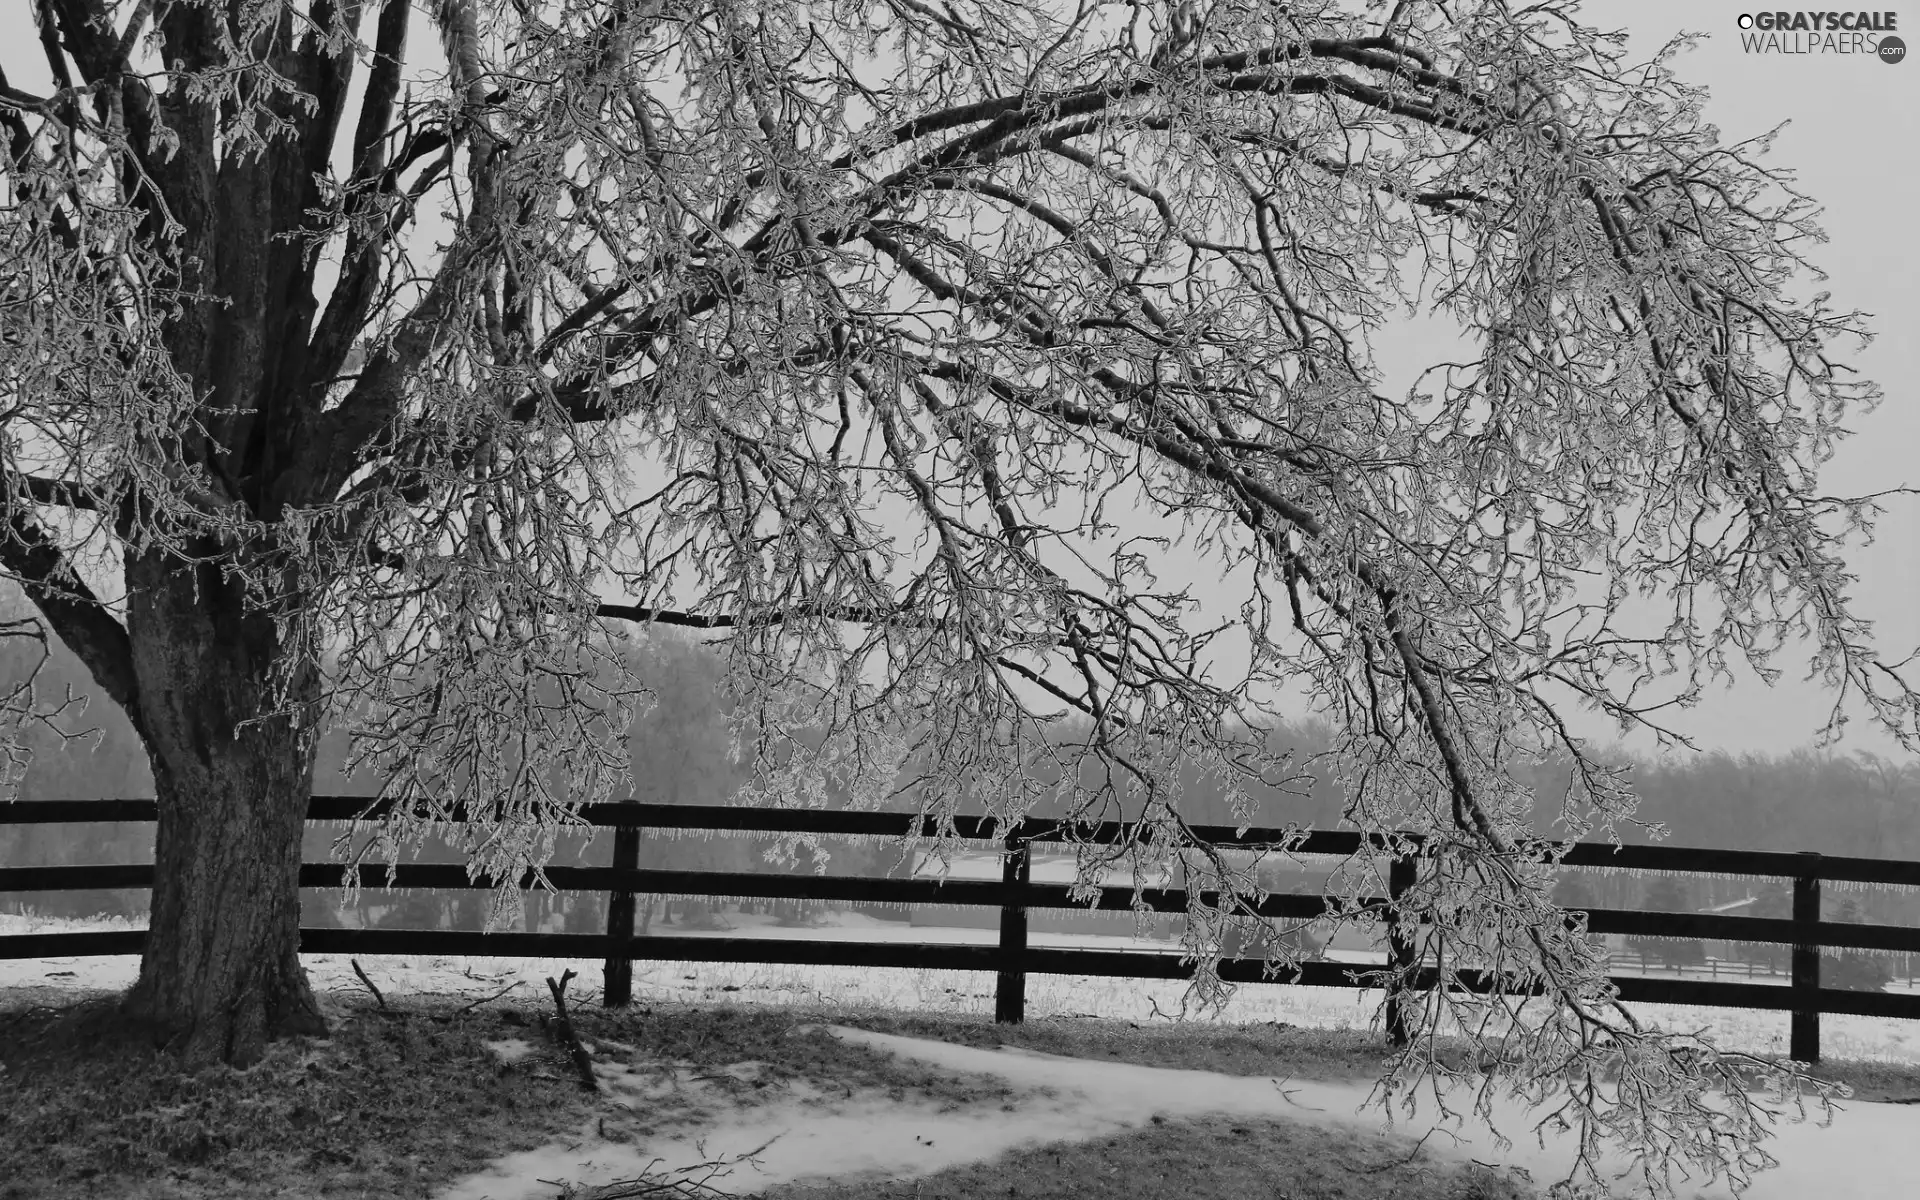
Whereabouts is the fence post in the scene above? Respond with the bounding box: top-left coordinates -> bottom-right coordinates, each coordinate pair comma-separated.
603,821 -> 642,1008
1790,853 -> 1822,1063
1386,852 -> 1417,1048
995,828 -> 1031,1025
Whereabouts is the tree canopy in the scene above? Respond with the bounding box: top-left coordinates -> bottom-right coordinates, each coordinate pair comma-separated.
3,0 -> 1914,1190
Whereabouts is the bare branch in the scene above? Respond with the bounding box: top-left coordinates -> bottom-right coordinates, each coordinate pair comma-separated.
13,476 -> 102,512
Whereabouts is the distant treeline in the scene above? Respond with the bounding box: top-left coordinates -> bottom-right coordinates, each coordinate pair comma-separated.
5,603 -> 1919,937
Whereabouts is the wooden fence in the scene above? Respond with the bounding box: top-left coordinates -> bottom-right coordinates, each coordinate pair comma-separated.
5,797 -> 1920,1063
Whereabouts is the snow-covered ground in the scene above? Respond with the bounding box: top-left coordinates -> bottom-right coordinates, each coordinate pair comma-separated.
437,1023 -> 1920,1200
7,910 -> 1920,1198
4,909 -> 1918,1063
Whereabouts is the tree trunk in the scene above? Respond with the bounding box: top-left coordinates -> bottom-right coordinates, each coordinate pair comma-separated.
119,555 -> 328,1065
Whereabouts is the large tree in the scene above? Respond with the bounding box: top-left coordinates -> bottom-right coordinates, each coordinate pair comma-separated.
3,0 -> 1913,1189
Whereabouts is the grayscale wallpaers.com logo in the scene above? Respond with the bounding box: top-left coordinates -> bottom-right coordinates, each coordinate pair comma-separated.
1736,12 -> 1905,60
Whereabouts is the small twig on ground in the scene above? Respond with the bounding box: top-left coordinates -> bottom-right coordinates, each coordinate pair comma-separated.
546,969 -> 599,1092
451,980 -> 523,1015
1269,1074 -> 1324,1112
1360,1127 -> 1437,1174
1146,995 -> 1182,1023
350,959 -> 387,1010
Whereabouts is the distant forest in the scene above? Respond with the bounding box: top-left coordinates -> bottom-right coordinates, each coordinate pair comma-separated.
6,592 -> 1920,936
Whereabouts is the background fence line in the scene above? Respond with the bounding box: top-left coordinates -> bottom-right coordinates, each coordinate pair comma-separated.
4,798 -> 1920,1062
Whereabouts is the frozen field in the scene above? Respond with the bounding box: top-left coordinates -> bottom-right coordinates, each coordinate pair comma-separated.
10,910 -> 1920,1200
5,910 -> 1917,1065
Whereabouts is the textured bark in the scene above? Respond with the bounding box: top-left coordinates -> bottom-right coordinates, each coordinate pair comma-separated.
89,17 -> 340,1063
119,552 -> 327,1065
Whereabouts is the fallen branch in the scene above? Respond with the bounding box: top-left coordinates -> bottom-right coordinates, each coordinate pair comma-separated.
451,980 -> 524,1016
562,1138 -> 782,1198
351,959 -> 387,1010
545,969 -> 598,1092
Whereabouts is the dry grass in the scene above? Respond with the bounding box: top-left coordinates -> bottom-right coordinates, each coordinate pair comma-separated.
758,1118 -> 1534,1200
835,1007 -> 1519,1084
841,1006 -> 1920,1101
1808,1056 -> 1920,1104
0,990 -> 595,1199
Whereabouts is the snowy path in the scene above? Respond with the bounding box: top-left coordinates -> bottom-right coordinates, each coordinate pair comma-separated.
434,1025 -> 1919,1200
816,1028 -> 1920,1200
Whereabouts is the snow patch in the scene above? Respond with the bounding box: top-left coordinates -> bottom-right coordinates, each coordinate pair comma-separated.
483,1038 -> 535,1064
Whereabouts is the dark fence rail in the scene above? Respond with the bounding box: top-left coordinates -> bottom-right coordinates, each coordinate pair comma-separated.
5,797 -> 1920,1062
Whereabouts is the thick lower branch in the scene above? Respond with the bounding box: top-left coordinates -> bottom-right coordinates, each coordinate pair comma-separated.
0,505 -> 147,740
594,600 -> 940,630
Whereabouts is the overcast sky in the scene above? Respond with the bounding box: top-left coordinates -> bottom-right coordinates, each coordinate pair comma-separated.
1487,2 -> 1920,759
